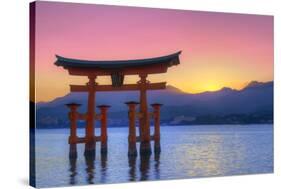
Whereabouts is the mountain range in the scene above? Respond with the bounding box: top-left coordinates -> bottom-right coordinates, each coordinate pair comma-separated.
36,81 -> 273,128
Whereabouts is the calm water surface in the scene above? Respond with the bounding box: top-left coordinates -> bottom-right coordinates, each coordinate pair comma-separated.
35,124 -> 273,187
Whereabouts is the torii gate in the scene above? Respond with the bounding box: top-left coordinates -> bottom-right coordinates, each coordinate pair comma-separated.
55,51 -> 181,158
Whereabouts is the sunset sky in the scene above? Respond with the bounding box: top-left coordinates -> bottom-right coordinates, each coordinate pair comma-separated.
34,1 -> 273,102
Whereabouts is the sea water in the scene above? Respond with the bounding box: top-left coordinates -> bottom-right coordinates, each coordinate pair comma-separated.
35,124 -> 273,187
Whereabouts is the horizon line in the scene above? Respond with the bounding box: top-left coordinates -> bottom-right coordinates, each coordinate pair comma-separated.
34,80 -> 273,104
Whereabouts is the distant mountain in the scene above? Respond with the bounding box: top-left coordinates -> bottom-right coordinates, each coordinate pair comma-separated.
244,81 -> 272,89
36,81 -> 273,128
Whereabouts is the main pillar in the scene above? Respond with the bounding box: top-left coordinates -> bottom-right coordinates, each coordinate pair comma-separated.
97,105 -> 110,154
84,76 -> 97,157
138,74 -> 151,155
66,103 -> 80,159
151,103 -> 162,154
125,101 -> 139,157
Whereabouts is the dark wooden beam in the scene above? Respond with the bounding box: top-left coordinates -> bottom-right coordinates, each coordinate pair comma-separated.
136,135 -> 154,142
67,64 -> 169,76
75,136 -> 101,144
70,82 -> 166,92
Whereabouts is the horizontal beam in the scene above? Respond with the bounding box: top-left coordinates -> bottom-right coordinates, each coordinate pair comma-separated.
70,82 -> 166,92
77,113 -> 87,120
68,64 -> 169,76
136,135 -> 154,142
70,136 -> 102,144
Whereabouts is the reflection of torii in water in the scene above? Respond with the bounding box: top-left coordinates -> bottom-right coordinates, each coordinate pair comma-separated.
55,51 -> 181,158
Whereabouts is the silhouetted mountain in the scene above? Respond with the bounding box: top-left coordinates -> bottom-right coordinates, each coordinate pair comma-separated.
36,81 -> 273,128
244,81 -> 272,89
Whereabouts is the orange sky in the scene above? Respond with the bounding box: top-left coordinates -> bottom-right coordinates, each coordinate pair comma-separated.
33,2 -> 273,102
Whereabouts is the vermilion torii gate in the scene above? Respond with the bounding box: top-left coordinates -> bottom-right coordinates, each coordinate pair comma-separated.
55,51 -> 181,158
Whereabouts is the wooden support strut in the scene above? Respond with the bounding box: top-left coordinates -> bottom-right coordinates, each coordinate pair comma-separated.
151,103 -> 162,154
125,101 -> 139,157
97,105 -> 110,154
65,103 -> 81,159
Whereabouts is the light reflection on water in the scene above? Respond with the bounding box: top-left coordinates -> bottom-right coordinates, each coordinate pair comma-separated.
35,124 -> 273,187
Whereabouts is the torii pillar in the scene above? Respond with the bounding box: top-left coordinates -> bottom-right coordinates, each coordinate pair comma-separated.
139,74 -> 152,155
97,105 -> 110,154
66,103 -> 80,159
125,101 -> 139,156
151,103 -> 162,153
84,76 -> 97,157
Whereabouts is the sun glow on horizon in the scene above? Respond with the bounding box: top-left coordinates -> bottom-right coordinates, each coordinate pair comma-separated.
200,82 -> 223,92
172,79 -> 251,94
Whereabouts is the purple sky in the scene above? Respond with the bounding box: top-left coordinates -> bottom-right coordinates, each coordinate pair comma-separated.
34,1 -> 273,102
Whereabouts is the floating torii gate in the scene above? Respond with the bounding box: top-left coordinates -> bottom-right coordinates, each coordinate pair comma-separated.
55,51 -> 181,158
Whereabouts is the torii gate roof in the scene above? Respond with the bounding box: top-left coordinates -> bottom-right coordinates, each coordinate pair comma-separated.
55,51 -> 181,70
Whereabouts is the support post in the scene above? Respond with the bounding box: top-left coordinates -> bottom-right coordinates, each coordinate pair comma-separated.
138,74 -> 151,155
97,105 -> 110,154
128,155 -> 137,181
84,76 -> 97,157
151,103 -> 162,154
125,101 -> 139,156
66,103 -> 81,159
69,157 -> 77,185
